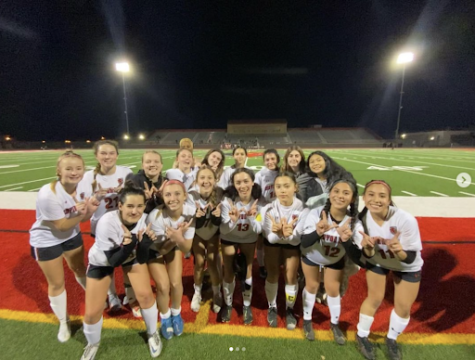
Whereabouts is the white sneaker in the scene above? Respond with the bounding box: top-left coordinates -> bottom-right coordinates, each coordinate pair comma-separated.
108,293 -> 122,311
191,292 -> 202,312
212,293 -> 223,314
57,320 -> 71,343
80,343 -> 100,360
148,331 -> 163,358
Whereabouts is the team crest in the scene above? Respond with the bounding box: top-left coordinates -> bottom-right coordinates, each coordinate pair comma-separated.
389,226 -> 398,235
118,178 -> 124,186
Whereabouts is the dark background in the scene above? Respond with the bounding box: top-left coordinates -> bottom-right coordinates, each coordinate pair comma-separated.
1,0 -> 474,141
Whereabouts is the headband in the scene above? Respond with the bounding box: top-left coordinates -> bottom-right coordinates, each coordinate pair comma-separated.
164,180 -> 186,193
365,180 -> 392,194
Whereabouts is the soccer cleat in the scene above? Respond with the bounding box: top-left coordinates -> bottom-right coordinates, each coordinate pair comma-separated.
57,319 -> 71,343
303,320 -> 315,341
171,313 -> 184,336
191,292 -> 202,312
330,323 -> 346,345
212,293 -> 223,314
243,305 -> 253,325
386,337 -> 402,360
160,317 -> 174,340
259,266 -> 267,279
357,335 -> 376,360
267,307 -> 278,328
108,293 -> 122,311
80,343 -> 99,360
285,308 -> 297,330
220,305 -> 232,323
148,331 -> 163,358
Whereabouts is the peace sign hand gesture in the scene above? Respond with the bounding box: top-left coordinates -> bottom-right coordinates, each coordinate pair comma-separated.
335,218 -> 352,242
138,223 -> 156,242
385,231 -> 402,253
178,218 -> 194,234
359,231 -> 375,250
282,216 -> 299,238
195,202 -> 209,218
316,211 -> 337,236
267,214 -> 283,236
144,182 -> 158,200
246,199 -> 259,217
121,224 -> 134,245
227,199 -> 239,223
211,203 -> 222,217
94,183 -> 109,201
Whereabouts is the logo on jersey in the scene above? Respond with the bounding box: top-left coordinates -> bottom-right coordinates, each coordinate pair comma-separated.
389,226 -> 398,235
79,192 -> 85,200
118,178 -> 124,186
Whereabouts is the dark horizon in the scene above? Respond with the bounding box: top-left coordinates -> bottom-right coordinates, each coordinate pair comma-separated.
1,0 -> 474,142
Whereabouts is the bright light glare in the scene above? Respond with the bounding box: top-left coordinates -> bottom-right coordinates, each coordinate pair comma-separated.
123,134 -> 130,140
430,136 -> 435,140
397,52 -> 414,64
401,134 -> 406,139
115,62 -> 130,72
139,134 -> 145,140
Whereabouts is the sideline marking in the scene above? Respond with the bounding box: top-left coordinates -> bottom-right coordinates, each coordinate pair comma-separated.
430,191 -> 449,197
0,165 -> 20,169
401,191 -> 417,197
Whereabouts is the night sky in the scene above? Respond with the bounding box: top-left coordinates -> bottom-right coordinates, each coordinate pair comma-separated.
1,0 -> 474,141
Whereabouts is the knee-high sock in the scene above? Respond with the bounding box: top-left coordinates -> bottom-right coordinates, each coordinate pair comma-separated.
387,309 -> 410,340
141,304 -> 158,335
83,316 -> 103,345
327,295 -> 341,325
49,290 -> 68,323
302,288 -> 316,321
223,280 -> 235,306
285,284 -> 298,309
243,277 -> 253,307
265,281 -> 278,308
357,313 -> 374,338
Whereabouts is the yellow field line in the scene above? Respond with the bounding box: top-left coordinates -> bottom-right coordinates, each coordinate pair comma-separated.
1,308 -> 474,345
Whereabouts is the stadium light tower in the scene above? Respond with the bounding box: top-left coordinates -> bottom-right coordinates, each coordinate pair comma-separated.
395,52 -> 414,140
115,62 -> 130,135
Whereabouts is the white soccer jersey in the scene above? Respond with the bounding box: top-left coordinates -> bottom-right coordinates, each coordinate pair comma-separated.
187,190 -> 220,240
302,206 -> 364,266
165,168 -> 199,191
88,211 -> 148,267
29,181 -> 89,248
261,198 -> 308,246
220,197 -> 263,244
360,206 -> 423,272
254,168 -> 278,203
147,203 -> 196,251
80,166 -> 132,234
217,167 -> 236,190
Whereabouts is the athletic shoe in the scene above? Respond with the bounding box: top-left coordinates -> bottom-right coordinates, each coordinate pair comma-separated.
57,319 -> 71,343
303,320 -> 315,341
285,308 -> 297,330
267,307 -> 278,327
220,305 -> 232,323
243,305 -> 253,325
80,343 -> 99,360
148,331 -> 163,358
386,337 -> 402,360
160,317 -> 174,340
108,293 -> 122,311
171,313 -> 184,336
212,292 -> 223,314
132,306 -> 142,319
191,292 -> 202,312
356,335 -> 376,360
330,322 -> 346,345
259,266 -> 267,279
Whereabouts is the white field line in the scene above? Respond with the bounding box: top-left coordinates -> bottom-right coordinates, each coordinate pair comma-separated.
356,183 -> 365,188
28,187 -> 42,192
459,192 -> 475,197
401,191 -> 417,196
345,150 -> 475,164
337,151 -> 475,171
330,157 -> 475,188
2,186 -> 23,191
0,165 -> 20,169
0,166 -> 56,175
0,176 -> 56,189
430,191 -> 449,197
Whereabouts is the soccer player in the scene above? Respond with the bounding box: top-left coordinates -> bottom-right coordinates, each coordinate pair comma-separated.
81,183 -> 162,360
217,146 -> 248,189
261,172 -> 308,330
201,149 -> 226,183
29,151 -> 98,343
300,179 -> 362,343
166,148 -> 199,191
280,146 -> 306,179
147,180 -> 195,340
355,180 -> 423,360
188,167 -> 224,313
219,168 -> 263,325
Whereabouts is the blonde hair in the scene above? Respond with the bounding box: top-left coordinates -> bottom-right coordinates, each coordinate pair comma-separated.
92,140 -> 119,192
196,166 -> 222,208
50,151 -> 85,193
142,150 -> 162,164
179,138 -> 193,150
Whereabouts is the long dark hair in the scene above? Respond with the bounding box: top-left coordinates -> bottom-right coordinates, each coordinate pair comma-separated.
281,146 -> 305,174
202,149 -> 226,181
306,150 -> 349,186
224,168 -> 262,201
118,180 -> 146,205
358,179 -> 395,224
263,148 -> 280,171
321,177 -> 359,231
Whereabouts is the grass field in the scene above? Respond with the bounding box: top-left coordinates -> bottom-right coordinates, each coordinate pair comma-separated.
0,148 -> 474,196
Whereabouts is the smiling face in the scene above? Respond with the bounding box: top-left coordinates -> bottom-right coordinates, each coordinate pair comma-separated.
274,175 -> 297,205
197,168 -> 216,196
119,194 -> 146,225
264,153 -> 278,171
233,172 -> 253,199
363,183 -> 391,218
142,152 -> 163,179
287,150 -> 302,168
207,151 -> 223,169
57,157 -> 85,186
233,148 -> 247,167
330,182 -> 354,211
309,154 -> 326,176
162,183 -> 186,212
95,144 -> 118,170
177,149 -> 193,170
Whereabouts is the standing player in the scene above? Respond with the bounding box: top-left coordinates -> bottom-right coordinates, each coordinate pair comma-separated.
280,146 -> 306,179
29,151 -> 98,343
219,168 -> 263,325
166,148 -> 199,191
261,172 -> 308,330
188,167 -> 224,313
254,149 -> 281,278
81,183 -> 162,360
80,140 -> 132,311
355,180 -> 423,360
300,179 -> 362,343
201,149 -> 226,183
217,146 -> 248,189
147,180 -> 195,340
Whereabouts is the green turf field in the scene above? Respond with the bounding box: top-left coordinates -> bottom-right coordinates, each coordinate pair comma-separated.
0,148 -> 473,196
